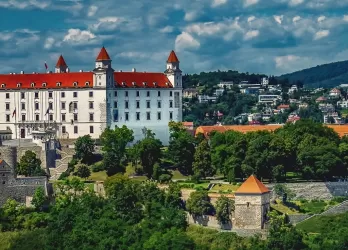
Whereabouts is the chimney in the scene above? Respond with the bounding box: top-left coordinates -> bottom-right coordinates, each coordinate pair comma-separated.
20,71 -> 24,74
119,70 -> 122,72
9,73 -> 12,75
66,68 -> 70,73
13,73 -> 16,75
132,68 -> 136,72
79,69 -> 83,72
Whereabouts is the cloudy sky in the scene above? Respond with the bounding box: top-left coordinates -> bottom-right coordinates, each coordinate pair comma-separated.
0,0 -> 348,76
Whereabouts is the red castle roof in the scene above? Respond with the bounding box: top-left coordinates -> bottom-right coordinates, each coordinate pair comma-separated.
167,50 -> 179,63
235,175 -> 270,194
0,47 -> 174,90
114,72 -> 172,88
96,46 -> 111,61
56,55 -> 68,68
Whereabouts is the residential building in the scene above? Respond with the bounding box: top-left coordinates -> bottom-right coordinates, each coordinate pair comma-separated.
316,96 -> 328,103
318,103 -> 335,113
183,88 -> 198,99
329,88 -> 341,97
198,95 -> 217,103
337,100 -> 348,108
0,47 -> 182,145
288,85 -> 298,94
218,81 -> 234,89
258,95 -> 282,104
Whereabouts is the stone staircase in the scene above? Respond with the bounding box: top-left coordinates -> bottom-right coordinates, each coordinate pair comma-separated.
49,148 -> 74,181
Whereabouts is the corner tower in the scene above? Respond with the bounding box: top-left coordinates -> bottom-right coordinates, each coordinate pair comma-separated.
55,55 -> 69,73
165,50 -> 182,88
234,175 -> 271,229
93,46 -> 114,88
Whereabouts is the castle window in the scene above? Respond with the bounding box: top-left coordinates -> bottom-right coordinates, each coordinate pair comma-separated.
147,91 -> 150,97
85,81 -> 90,86
1,84 -> 5,88
157,101 -> 161,108
89,113 -> 94,122
73,82 -> 78,87
89,91 -> 93,97
158,91 -> 161,97
125,112 -> 129,121
170,100 -> 173,108
125,101 -> 129,109
73,92 -> 78,98
31,82 -> 35,87
35,92 -> 39,98
21,103 -> 25,110
114,91 -> 117,97
35,114 -> 39,121
56,82 -> 61,87
61,92 -> 65,98
247,202 -> 250,208
169,111 -> 173,120
114,101 -> 117,109
5,103 -> 10,110
6,114 -> 10,122
154,82 -> 157,87
49,114 -> 53,121
125,91 -> 128,97
122,82 -> 126,87
21,92 -> 25,99
143,82 -> 147,86
136,112 -> 140,120
62,126 -> 66,133
146,101 -> 150,109
136,91 -> 140,97
157,112 -> 161,120
42,82 -> 47,87
17,83 -> 21,88
62,114 -> 66,122
132,82 -> 136,86
90,126 -> 94,134
89,102 -> 94,109
35,103 -> 39,110
48,91 -> 53,98
5,93 -> 9,98
146,112 -> 151,120
136,101 -> 140,109
74,126 -> 78,134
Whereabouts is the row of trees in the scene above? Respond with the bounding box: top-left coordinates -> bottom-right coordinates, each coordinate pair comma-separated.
2,176 -> 348,249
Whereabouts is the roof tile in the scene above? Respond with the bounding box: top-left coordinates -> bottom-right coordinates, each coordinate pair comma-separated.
114,72 -> 173,88
96,46 -> 111,61
56,55 -> 68,68
235,175 -> 270,194
167,50 -> 179,63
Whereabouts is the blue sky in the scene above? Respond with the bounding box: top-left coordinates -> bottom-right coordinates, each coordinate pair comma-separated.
0,0 -> 348,76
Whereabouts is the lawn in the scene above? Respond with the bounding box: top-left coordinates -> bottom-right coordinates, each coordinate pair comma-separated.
296,212 -> 348,233
295,200 -> 337,214
210,184 -> 240,193
271,201 -> 302,215
88,171 -> 108,181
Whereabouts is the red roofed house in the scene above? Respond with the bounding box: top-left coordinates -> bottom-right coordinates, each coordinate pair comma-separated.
329,88 -> 341,97
0,47 -> 182,145
234,175 -> 271,229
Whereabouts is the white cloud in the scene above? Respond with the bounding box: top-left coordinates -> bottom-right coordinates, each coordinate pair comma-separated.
318,16 -> 326,22
289,0 -> 304,6
63,29 -> 96,44
275,55 -> 300,68
293,16 -> 301,23
244,0 -> 259,7
248,16 -> 256,22
0,0 -> 49,9
314,30 -> 330,40
91,16 -> 127,32
175,32 -> 200,51
87,5 -> 98,17
211,0 -> 227,7
274,15 -> 284,24
184,11 -> 199,22
244,30 -> 259,40
344,15 -> 348,22
160,26 -> 174,33
44,37 -> 55,49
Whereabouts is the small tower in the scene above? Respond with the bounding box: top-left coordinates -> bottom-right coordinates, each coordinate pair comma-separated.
165,50 -> 182,88
55,55 -> 69,73
234,175 -> 271,229
93,46 -> 114,88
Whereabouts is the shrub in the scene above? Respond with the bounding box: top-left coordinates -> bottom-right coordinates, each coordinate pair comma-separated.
58,172 -> 69,180
159,174 -> 172,183
91,161 -> 104,172
332,196 -> 348,203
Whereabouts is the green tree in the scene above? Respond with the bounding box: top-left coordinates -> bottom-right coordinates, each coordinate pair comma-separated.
137,129 -> 162,178
152,163 -> 161,181
168,121 -> 195,175
31,187 -> 47,211
74,135 -> 95,164
192,139 -> 214,180
100,126 -> 134,176
74,163 -> 91,179
16,151 -> 45,177
215,195 -> 234,225
186,190 -> 213,216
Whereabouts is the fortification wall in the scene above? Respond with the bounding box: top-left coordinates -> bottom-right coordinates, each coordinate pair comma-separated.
266,182 -> 348,200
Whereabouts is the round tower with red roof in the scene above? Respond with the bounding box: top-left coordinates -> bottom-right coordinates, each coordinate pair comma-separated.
165,50 -> 182,89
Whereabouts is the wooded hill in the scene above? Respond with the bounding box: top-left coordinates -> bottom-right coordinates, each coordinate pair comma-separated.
278,60 -> 348,88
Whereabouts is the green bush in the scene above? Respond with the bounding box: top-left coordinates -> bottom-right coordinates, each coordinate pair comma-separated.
158,174 -> 172,183
331,196 -> 348,203
58,172 -> 69,180
91,161 -> 104,172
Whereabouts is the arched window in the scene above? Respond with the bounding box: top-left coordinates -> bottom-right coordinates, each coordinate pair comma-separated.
73,82 -> 78,87
42,82 -> 47,87
56,82 -> 61,87
85,81 -> 90,86
31,82 -> 35,87
1,84 -> 5,88
17,83 -> 21,88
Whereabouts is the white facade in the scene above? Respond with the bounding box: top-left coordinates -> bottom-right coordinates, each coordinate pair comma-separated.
258,95 -> 282,104
0,48 -> 182,145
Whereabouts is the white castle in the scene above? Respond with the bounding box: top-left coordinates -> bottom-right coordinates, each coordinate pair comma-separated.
0,47 -> 183,145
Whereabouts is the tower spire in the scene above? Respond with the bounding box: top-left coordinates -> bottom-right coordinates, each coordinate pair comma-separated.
96,46 -> 111,61
55,55 -> 68,73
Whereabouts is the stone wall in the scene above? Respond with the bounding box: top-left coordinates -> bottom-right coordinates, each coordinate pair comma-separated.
266,182 -> 348,200
287,214 -> 312,224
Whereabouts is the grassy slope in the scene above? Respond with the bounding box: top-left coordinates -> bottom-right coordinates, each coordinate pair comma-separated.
297,212 -> 348,233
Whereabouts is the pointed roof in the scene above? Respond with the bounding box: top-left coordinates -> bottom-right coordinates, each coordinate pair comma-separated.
167,50 -> 179,63
96,46 -> 111,61
235,175 -> 270,194
55,55 -> 68,68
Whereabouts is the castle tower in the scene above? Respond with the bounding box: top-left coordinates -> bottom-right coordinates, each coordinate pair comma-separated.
93,46 -> 114,88
0,146 -> 17,176
165,50 -> 182,88
234,175 -> 270,229
55,55 -> 69,73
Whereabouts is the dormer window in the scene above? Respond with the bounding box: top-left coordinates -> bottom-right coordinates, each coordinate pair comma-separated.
122,82 -> 126,87
153,82 -> 157,87
73,82 -> 78,87
31,82 -> 35,88
17,83 -> 21,88
132,82 -> 136,86
143,82 -> 147,86
1,83 -> 5,88
56,82 -> 61,87
85,81 -> 90,86
42,82 -> 47,87
165,82 -> 169,86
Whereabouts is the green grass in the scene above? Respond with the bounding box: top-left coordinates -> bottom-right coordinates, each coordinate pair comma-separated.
297,212 -> 348,233
295,200 -> 336,214
171,170 -> 189,180
88,171 -> 108,181
271,201 -> 302,215
210,184 -> 239,193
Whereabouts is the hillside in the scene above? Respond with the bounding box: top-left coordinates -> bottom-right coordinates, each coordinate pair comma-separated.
279,60 -> 348,88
